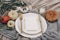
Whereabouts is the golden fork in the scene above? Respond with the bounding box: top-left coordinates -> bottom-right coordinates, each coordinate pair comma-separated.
20,13 -> 23,33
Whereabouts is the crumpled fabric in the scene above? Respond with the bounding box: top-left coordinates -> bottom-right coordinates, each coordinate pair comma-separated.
19,11 -> 60,40
19,0 -> 60,40
20,28 -> 60,40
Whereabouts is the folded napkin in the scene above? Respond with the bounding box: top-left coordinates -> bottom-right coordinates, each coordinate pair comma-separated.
22,13 -> 41,34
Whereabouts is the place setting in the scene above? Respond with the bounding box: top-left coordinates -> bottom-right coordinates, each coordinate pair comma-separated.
0,0 -> 60,40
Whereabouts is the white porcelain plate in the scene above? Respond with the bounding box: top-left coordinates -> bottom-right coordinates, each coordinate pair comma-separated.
15,13 -> 47,38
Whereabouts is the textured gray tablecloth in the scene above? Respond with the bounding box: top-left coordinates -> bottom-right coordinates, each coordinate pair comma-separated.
0,0 -> 60,40
17,10 -> 60,40
0,7 -> 60,40
17,0 -> 60,39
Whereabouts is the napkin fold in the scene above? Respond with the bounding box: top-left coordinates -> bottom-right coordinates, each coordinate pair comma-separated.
22,13 -> 41,34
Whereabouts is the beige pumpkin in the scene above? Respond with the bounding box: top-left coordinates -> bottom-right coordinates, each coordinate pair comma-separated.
7,20 -> 15,28
8,10 -> 18,20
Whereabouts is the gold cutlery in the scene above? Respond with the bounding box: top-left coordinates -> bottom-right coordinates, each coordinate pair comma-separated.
20,13 -> 23,33
38,10 -> 43,35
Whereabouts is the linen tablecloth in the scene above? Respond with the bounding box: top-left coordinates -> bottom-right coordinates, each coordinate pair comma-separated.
0,0 -> 60,40
17,0 -> 60,40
